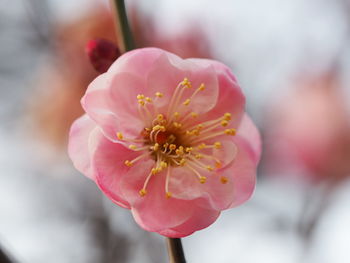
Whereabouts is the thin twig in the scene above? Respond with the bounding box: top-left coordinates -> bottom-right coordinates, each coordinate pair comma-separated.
110,0 -> 135,53
166,238 -> 186,263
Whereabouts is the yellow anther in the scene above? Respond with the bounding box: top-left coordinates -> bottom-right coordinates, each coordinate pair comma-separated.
145,97 -> 152,103
192,129 -> 200,136
173,122 -> 182,128
185,147 -> 193,153
136,94 -> 145,100
176,147 -> 185,155
220,176 -> 228,184
224,128 -> 236,136
151,168 -> 158,175
182,78 -> 191,87
198,143 -> 206,149
129,145 -> 137,150
155,92 -> 163,98
183,99 -> 191,106
153,143 -> 159,151
160,161 -> 168,169
224,113 -> 231,121
221,120 -> 229,127
179,159 -> 186,166
196,124 -> 204,130
157,114 -> 164,121
206,166 -> 214,171
169,144 -> 177,150
153,125 -> 165,132
174,112 -> 180,119
165,192 -> 172,199
215,161 -> 222,168
163,143 -> 169,149
214,142 -> 222,149
139,189 -> 147,197
199,176 -> 207,184
198,83 -> 205,91
195,154 -> 203,159
117,132 -> 123,140
191,112 -> 198,118
138,99 -> 145,106
124,160 -> 133,167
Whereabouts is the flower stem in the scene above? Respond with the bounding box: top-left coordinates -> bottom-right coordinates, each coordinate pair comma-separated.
110,0 -> 135,53
166,238 -> 186,263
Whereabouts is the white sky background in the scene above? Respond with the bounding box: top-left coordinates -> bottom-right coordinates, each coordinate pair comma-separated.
1,0 -> 350,262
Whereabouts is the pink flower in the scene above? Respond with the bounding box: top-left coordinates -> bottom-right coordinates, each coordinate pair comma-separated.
266,74 -> 350,182
68,48 -> 261,237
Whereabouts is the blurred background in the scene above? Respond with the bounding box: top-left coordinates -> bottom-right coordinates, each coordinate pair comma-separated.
1,0 -> 350,262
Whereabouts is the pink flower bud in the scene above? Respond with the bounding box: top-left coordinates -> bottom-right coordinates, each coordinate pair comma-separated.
86,38 -> 121,73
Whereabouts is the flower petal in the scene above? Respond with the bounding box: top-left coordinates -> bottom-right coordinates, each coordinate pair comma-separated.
157,206 -> 220,238
82,72 -> 146,142
68,114 -> 98,180
168,116 -> 260,210
119,168 -> 199,232
236,114 -> 262,165
188,58 -> 245,128
146,53 -> 219,114
92,134 -> 150,209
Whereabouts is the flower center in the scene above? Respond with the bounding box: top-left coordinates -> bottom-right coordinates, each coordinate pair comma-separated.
116,78 -> 236,198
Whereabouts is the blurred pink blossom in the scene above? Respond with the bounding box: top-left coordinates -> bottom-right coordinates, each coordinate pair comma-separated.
266,73 -> 350,183
68,48 -> 261,237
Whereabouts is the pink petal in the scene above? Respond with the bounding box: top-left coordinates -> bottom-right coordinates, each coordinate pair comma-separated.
92,134 -> 148,209
119,168 -> 199,232
168,116 -> 260,210
158,206 -> 220,238
68,114 -> 98,180
108,48 -> 166,79
189,58 -> 245,128
236,114 -> 262,165
82,72 -> 146,142
146,53 -> 219,114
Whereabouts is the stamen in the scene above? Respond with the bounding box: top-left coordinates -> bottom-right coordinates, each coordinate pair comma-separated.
172,122 -> 182,129
165,167 -> 171,198
139,189 -> 147,197
224,113 -> 231,120
139,167 -> 157,197
188,157 -> 215,172
124,152 -> 150,167
192,151 -> 222,168
220,176 -> 228,184
224,128 -> 236,136
190,129 -> 236,144
116,132 -> 146,143
186,164 -> 208,183
155,92 -> 163,98
183,99 -> 191,106
117,132 -> 123,140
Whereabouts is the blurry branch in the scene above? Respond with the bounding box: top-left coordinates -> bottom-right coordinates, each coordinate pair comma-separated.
24,0 -> 53,47
297,178 -> 339,251
0,245 -> 15,263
